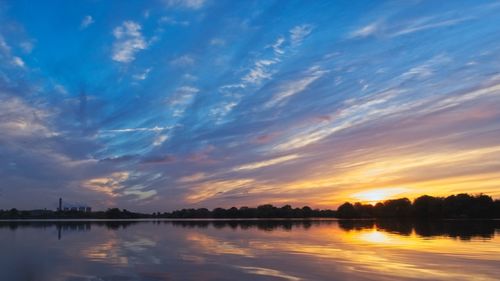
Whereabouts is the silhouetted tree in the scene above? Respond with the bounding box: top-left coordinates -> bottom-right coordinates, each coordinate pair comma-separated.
337,202 -> 358,218
413,195 -> 443,218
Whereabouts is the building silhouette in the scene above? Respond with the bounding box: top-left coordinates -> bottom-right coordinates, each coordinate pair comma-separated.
58,198 -> 91,213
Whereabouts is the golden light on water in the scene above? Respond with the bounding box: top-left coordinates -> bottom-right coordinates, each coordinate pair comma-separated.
358,230 -> 393,244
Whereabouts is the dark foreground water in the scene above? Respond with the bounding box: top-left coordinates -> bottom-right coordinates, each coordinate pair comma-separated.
0,220 -> 499,281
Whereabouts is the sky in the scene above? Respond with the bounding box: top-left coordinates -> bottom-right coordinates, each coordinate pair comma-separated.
1,0 -> 500,212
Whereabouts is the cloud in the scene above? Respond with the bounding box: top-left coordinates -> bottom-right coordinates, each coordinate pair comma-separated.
389,17 -> 471,37
153,134 -> 168,146
99,155 -> 138,163
183,73 -> 198,81
0,36 -> 10,53
83,172 -> 130,197
0,37 -> 27,68
20,41 -> 34,53
0,94 -> 55,138
210,38 -> 225,46
171,55 -> 195,67
270,90 -> 405,152
80,15 -> 94,29
252,133 -> 279,144
290,24 -> 313,45
350,22 -> 379,38
165,0 -> 206,10
111,21 -> 148,63
167,86 -> 200,118
236,267 -> 302,281
400,54 -> 451,80
142,155 -> 176,164
83,171 -> 158,201
159,16 -> 190,26
350,17 -> 472,39
428,82 -> 500,112
233,154 -> 302,172
12,56 -> 25,68
187,145 -> 216,164
265,66 -> 328,108
272,122 -> 353,152
209,101 -> 237,123
123,189 -> 157,200
133,68 -> 152,80
271,37 -> 285,55
101,126 -> 171,134
242,59 -> 277,85
178,172 -> 208,183
186,179 -> 254,203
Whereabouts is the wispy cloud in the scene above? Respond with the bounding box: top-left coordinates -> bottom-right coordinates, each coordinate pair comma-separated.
401,54 -> 451,80
168,86 -> 200,118
101,126 -> 171,134
186,179 -> 254,203
112,21 -> 147,63
389,17 -> 472,37
159,16 -> 190,26
210,38 -> 225,46
142,155 -> 176,164
165,0 -> 206,10
133,68 -> 152,80
233,154 -> 302,172
350,17 -> 472,39
242,59 -> 277,85
0,94 -> 55,138
350,22 -> 379,38
80,15 -> 94,29
265,66 -> 328,108
20,41 -> 34,53
290,24 -> 313,45
178,172 -> 209,183
271,36 -> 285,55
0,36 -> 27,68
171,54 -> 195,67
0,36 -> 11,53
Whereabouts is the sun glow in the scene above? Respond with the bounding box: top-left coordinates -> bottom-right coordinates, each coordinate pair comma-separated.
352,187 -> 409,204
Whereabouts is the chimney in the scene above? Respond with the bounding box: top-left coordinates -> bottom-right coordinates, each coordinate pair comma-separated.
59,198 -> 62,211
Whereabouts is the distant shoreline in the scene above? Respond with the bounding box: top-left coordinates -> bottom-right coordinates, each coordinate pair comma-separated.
1,192 -> 499,220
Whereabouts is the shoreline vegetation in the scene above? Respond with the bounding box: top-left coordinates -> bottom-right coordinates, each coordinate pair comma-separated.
1,193 -> 499,220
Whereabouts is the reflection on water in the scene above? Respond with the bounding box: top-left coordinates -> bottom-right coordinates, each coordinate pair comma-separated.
0,220 -> 498,281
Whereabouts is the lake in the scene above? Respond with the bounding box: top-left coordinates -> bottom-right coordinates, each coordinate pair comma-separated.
0,220 -> 499,281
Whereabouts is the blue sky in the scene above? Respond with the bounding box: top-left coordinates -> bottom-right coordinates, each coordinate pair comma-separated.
1,0 -> 500,211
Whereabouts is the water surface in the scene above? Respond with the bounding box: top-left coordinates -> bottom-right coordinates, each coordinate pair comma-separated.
0,220 -> 499,281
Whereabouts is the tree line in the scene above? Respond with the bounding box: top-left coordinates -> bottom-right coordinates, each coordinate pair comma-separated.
0,193 -> 499,219
0,208 -> 151,220
162,204 -> 336,218
337,193 -> 500,219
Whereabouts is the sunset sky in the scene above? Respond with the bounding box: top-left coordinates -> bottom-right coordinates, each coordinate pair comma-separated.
1,0 -> 500,211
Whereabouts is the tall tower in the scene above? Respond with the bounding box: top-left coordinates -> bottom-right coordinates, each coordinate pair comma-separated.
59,198 -> 62,211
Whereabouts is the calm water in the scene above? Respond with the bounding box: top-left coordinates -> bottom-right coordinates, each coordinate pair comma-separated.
0,220 -> 499,281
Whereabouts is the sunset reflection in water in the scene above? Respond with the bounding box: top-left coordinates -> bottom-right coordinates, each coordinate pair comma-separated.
0,220 -> 498,281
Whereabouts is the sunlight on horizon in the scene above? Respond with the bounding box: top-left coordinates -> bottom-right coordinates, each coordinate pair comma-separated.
351,188 -> 409,204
